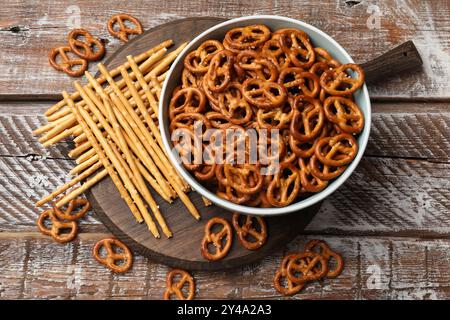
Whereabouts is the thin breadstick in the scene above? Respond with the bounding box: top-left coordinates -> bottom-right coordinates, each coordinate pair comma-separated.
36,161 -> 104,207
104,95 -> 172,237
76,147 -> 96,164
70,155 -> 99,176
55,168 -> 108,208
68,139 -> 92,158
149,42 -> 188,77
150,75 -> 162,99
45,40 -> 173,117
42,126 -> 76,147
202,196 -> 213,207
33,112 -> 73,135
78,78 -> 172,201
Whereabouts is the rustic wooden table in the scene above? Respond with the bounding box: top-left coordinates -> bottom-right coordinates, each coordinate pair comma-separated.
0,0 -> 449,300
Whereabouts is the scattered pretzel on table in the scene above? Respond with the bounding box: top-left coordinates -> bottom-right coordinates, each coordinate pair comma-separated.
92,238 -> 133,273
107,13 -> 143,43
37,206 -> 78,243
48,46 -> 88,77
53,198 -> 91,221
68,28 -> 106,61
163,269 -> 195,300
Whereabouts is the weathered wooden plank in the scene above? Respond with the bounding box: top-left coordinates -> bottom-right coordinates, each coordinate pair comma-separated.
1,234 -> 449,299
1,154 -> 449,237
0,0 -> 448,98
1,101 -> 449,160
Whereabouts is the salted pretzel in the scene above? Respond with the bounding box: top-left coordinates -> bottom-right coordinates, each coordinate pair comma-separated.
320,63 -> 365,96
68,29 -> 105,61
92,238 -> 133,273
234,51 -> 278,82
48,46 -> 87,77
224,163 -> 263,195
278,68 -> 320,98
54,197 -> 91,221
201,217 -> 233,261
205,50 -> 235,92
323,96 -> 364,134
242,78 -> 287,109
256,98 -> 294,130
169,112 -> 211,133
315,133 -> 358,167
169,87 -> 206,120
314,48 -> 341,68
286,251 -> 328,283
206,111 -> 233,129
184,40 -> 224,74
273,254 -> 305,296
267,163 -> 301,207
163,269 -> 195,300
107,13 -> 143,42
305,239 -> 344,278
298,158 -> 328,193
224,25 -> 271,50
232,213 -> 267,250
262,38 -> 291,69
182,68 -> 202,88
278,29 -> 315,69
289,123 -> 328,159
37,208 -> 78,243
309,154 -> 347,181
290,96 -> 324,142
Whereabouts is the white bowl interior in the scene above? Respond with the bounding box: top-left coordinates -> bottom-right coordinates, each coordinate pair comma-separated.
160,15 -> 371,216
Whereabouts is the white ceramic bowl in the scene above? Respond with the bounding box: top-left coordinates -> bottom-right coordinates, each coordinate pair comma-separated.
159,15 -> 371,216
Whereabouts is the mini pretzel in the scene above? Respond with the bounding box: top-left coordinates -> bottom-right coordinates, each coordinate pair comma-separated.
107,13 -> 143,42
320,63 -> 365,96
273,254 -> 305,296
262,38 -> 291,69
315,133 -> 358,167
37,208 -> 78,243
184,40 -> 224,74
309,154 -> 347,181
234,50 -> 278,82
278,68 -> 320,98
305,239 -> 344,278
242,78 -> 287,109
323,96 -> 364,134
267,163 -> 301,207
92,238 -> 133,273
163,269 -> 195,300
205,50 -> 234,92
314,47 -> 341,68
224,25 -> 271,50
232,213 -> 267,250
290,95 -> 324,142
48,46 -> 87,77
289,123 -> 328,159
201,217 -> 233,261
286,251 -> 328,283
256,99 -> 294,130
68,29 -> 105,61
169,87 -> 206,120
298,158 -> 328,193
54,198 -> 91,221
224,163 -> 263,195
279,29 -> 315,69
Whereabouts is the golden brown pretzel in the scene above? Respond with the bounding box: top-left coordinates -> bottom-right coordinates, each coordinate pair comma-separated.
278,68 -> 320,98
298,158 -> 328,193
48,46 -> 87,77
234,50 -> 278,82
107,13 -> 143,42
163,269 -> 195,300
205,50 -> 235,92
256,98 -> 294,130
323,96 -> 364,134
278,29 -> 315,69
242,78 -> 287,109
92,238 -> 133,273
273,254 -> 305,296
169,87 -> 206,120
305,239 -> 344,278
286,251 -> 328,283
320,63 -> 365,96
290,95 -> 324,142
224,25 -> 271,50
37,208 -> 78,243
68,29 -> 105,61
262,38 -> 291,69
315,133 -> 358,167
309,154 -> 347,181
266,163 -> 301,207
54,198 -> 91,221
201,217 -> 233,261
232,213 -> 267,250
184,40 -> 224,74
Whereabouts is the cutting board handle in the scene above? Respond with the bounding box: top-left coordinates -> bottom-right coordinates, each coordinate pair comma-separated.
361,40 -> 423,83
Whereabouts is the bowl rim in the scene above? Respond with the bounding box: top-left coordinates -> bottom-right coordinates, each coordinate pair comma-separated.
159,15 -> 371,216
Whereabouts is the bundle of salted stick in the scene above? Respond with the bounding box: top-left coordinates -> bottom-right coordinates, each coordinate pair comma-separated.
34,40 -> 203,239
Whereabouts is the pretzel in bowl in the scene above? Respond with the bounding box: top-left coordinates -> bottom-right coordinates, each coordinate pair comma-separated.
163,269 -> 195,300
92,238 -> 133,273
201,217 -> 233,261
169,24 -> 366,208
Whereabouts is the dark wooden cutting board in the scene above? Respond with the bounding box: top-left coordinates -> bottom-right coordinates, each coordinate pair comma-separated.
86,17 -> 321,271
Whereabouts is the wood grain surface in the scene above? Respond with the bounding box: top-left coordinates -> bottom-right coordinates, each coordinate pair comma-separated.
0,0 -> 449,299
